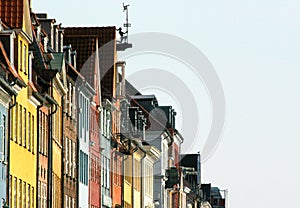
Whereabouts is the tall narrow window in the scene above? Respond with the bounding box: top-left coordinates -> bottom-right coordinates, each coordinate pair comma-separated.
23,108 -> 26,148
107,111 -> 111,138
68,83 -> 72,116
0,114 -> 4,161
28,112 -> 31,151
14,177 -> 17,208
10,107 -> 13,141
39,111 -> 42,153
18,179 -> 22,208
38,181 -> 41,208
27,184 -> 30,208
80,151 -> 83,183
69,139 -> 72,176
31,187 -> 34,208
23,45 -> 27,73
65,138 -> 68,174
14,105 -> 18,142
31,115 -> 34,154
106,158 -> 110,189
23,182 -> 26,208
41,113 -> 45,154
65,195 -> 68,208
19,41 -> 23,71
72,86 -> 76,119
42,183 -> 46,208
28,52 -> 33,81
9,175 -> 12,206
19,105 -> 22,144
72,141 -> 75,178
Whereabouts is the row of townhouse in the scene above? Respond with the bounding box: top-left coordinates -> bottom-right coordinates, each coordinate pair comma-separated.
0,1 -> 226,208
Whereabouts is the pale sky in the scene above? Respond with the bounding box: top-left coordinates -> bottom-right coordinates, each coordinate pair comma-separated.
32,1 -> 300,208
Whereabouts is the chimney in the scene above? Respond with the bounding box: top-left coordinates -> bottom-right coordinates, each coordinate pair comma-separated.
36,14 -> 56,49
63,45 -> 72,64
71,51 -> 77,69
58,27 -> 64,53
53,25 -> 59,52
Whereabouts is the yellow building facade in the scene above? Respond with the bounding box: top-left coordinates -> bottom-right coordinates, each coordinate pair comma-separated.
123,147 -> 143,208
9,2 -> 38,207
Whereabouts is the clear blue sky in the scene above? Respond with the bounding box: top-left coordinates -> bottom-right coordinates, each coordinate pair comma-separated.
32,1 -> 300,208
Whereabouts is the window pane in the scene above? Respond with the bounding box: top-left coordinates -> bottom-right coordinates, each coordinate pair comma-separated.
18,179 -> 21,208
23,108 -> 26,148
19,105 -> 22,144
23,182 -> 26,208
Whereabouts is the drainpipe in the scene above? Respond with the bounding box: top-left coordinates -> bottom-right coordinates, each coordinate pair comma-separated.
47,84 -> 58,208
131,149 -> 135,208
61,95 -> 65,208
139,144 -> 146,208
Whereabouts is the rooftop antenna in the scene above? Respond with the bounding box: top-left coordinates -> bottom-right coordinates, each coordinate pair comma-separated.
117,3 -> 132,51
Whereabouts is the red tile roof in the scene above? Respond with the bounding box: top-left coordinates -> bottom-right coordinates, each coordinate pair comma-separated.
0,0 -> 32,40
0,0 -> 24,29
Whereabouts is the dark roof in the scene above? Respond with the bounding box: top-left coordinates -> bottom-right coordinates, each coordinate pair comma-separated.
47,53 -> 64,72
180,154 -> 201,170
131,95 -> 157,100
63,27 -> 116,99
125,79 -> 141,99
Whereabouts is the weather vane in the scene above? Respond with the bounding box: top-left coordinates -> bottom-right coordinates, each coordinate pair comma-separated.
116,2 -> 133,51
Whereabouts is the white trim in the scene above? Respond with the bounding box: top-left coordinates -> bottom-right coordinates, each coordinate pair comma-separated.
144,145 -> 161,161
0,88 -> 12,107
15,29 -> 33,43
54,75 -> 67,96
12,84 -> 22,94
28,95 -> 41,108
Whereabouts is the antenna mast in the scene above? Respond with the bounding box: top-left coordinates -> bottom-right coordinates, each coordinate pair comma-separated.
123,3 -> 130,43
117,3 -> 133,51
